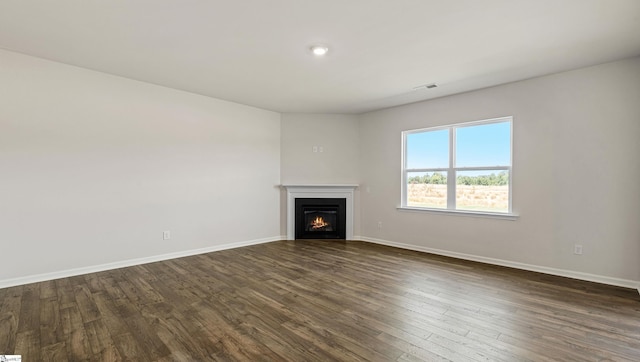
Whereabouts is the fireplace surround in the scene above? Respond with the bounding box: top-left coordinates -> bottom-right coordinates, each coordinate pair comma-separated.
283,184 -> 357,240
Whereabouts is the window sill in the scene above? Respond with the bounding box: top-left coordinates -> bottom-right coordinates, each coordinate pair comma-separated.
397,206 -> 519,220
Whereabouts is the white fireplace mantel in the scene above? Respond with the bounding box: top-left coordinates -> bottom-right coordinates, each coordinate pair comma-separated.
282,184 -> 358,240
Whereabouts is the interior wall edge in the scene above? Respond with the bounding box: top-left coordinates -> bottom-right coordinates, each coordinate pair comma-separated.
358,236 -> 640,291
0,235 -> 285,289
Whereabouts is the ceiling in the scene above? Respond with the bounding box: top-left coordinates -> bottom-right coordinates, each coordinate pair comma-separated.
1,0 -> 639,114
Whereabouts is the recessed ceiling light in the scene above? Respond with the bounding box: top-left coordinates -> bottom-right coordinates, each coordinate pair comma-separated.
310,45 -> 329,56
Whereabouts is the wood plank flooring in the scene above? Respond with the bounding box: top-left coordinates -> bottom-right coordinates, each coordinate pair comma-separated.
1,239 -> 639,361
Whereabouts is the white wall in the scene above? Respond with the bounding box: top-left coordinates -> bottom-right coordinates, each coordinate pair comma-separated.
281,113 -> 360,184
280,113 -> 361,236
0,49 -> 282,285
359,57 -> 640,286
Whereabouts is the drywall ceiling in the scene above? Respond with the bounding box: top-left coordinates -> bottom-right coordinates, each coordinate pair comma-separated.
1,0 -> 639,114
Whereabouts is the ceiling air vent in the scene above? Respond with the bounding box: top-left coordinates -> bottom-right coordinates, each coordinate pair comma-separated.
412,83 -> 438,91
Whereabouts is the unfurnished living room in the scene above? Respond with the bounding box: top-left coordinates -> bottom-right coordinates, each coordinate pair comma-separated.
1,1 -> 639,361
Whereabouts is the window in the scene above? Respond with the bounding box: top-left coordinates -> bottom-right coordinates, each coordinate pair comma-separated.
402,117 -> 513,214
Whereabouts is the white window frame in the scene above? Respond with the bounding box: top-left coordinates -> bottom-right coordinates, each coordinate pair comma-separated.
400,116 -> 517,219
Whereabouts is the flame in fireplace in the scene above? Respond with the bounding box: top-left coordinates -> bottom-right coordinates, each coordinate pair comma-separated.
310,216 -> 329,229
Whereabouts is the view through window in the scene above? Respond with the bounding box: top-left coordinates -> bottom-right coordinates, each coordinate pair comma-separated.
402,117 -> 512,213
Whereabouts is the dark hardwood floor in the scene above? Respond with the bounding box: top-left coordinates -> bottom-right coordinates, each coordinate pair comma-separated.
0,240 -> 639,361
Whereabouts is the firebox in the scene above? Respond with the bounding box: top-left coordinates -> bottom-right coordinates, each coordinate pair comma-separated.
295,198 -> 346,239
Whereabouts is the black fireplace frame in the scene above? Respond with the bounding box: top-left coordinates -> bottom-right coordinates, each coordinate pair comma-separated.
295,198 -> 346,239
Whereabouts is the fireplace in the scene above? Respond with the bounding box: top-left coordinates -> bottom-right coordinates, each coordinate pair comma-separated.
283,184 -> 357,240
295,198 -> 346,239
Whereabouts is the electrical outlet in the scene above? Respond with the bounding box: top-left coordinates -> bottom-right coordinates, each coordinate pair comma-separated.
163,230 -> 171,240
574,244 -> 583,255
312,146 -> 318,153
377,221 -> 382,229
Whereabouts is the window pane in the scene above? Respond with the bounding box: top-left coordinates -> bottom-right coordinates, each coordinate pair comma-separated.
406,129 -> 449,169
456,122 -> 510,167
456,170 -> 509,212
407,171 -> 447,209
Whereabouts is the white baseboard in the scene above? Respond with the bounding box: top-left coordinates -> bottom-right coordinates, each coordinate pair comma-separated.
359,236 -> 640,292
4,235 -> 638,296
0,236 -> 284,289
